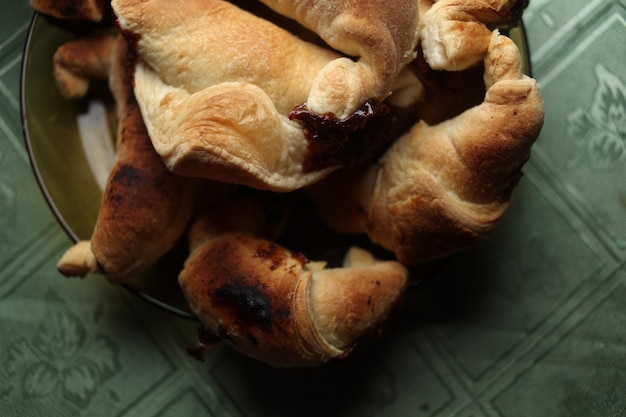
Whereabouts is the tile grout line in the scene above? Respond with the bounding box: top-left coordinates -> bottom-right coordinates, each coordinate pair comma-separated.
0,220 -> 69,297
407,330 -> 497,417
420,161 -> 621,401
527,146 -> 624,264
486,269 -> 626,412
0,78 -> 20,109
529,0 -> 614,70
0,21 -> 30,54
0,81 -> 30,163
535,11 -> 625,88
473,262 -> 619,399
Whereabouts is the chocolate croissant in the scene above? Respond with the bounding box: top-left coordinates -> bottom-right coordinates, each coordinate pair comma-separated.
179,198 -> 408,367
111,0 -> 423,192
57,35 -> 199,283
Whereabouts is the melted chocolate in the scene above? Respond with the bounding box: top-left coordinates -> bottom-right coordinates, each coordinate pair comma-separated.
290,99 -> 418,172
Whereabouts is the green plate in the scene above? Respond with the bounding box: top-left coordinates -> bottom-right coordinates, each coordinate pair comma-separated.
21,12 -> 531,320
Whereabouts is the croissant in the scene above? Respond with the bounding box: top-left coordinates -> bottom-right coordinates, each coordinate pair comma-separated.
57,34 -> 199,283
310,31 -> 544,264
111,0 -> 423,192
258,0 -> 421,119
179,198 -> 408,367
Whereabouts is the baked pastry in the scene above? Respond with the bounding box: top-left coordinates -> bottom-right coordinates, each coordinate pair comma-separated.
53,35 -> 117,99
310,31 -> 544,264
30,0 -> 109,21
419,0 -> 529,70
258,0 -> 421,119
179,197 -> 408,367
56,35 -> 199,283
111,0 -> 423,192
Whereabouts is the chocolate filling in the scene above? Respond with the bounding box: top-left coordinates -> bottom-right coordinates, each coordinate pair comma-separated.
290,99 -> 419,172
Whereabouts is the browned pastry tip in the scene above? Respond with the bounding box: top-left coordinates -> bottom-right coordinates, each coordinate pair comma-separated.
30,0 -> 109,21
57,240 -> 98,277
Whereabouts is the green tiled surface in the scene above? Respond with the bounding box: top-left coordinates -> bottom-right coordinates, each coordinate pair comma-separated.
1,1 -> 625,416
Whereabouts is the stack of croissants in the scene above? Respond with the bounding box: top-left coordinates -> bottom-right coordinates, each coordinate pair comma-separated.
33,0 -> 544,367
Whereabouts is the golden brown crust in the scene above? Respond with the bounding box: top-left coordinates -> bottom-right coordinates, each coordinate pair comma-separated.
371,33 -> 543,263
30,0 -> 108,21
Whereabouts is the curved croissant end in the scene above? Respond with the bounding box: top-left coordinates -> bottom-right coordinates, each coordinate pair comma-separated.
419,0 -> 527,71
367,32 -> 544,263
179,215 -> 408,367
57,240 -> 99,277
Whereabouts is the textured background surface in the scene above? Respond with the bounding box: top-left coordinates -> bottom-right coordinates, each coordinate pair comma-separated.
1,1 -> 625,416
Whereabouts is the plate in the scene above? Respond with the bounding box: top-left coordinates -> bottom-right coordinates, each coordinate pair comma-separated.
21,13 -> 197,318
21,12 -> 531,320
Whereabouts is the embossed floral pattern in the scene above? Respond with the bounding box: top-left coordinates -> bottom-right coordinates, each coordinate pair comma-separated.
567,64 -> 626,168
4,294 -> 120,409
